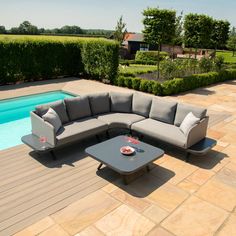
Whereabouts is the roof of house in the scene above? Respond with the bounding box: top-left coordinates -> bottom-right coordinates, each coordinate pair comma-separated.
123,33 -> 144,42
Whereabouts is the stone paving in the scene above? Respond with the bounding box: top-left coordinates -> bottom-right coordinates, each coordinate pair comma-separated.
1,78 -> 235,236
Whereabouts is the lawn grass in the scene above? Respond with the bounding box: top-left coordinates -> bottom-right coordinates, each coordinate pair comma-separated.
216,50 -> 236,64
119,64 -> 157,76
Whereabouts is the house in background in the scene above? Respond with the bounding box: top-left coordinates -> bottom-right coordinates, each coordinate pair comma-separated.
121,33 -> 183,59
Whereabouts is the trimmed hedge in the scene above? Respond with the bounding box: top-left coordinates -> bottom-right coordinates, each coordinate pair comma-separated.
0,36 -> 119,85
115,69 -> 236,96
135,51 -> 168,65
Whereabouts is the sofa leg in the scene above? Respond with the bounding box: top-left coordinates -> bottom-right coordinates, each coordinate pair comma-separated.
106,130 -> 110,139
185,152 -> 190,162
96,135 -> 101,142
50,150 -> 57,160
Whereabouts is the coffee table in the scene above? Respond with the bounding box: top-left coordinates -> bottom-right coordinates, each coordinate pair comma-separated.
85,135 -> 164,184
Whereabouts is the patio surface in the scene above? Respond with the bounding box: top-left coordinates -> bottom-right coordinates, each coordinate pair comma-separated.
0,78 -> 236,236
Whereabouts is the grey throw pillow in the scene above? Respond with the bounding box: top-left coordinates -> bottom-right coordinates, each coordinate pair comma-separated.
42,107 -> 62,133
174,103 -> 207,126
36,100 -> 69,124
132,92 -> 152,117
149,98 -> 177,124
89,93 -> 110,115
64,96 -> 91,121
180,112 -> 200,135
110,92 -> 133,113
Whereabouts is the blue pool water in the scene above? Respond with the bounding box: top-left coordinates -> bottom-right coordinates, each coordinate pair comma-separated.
0,91 -> 75,150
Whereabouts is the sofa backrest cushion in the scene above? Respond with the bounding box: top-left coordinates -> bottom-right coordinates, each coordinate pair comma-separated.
36,100 -> 69,124
64,96 -> 91,121
110,92 -> 133,113
132,92 -> 152,117
149,98 -> 177,124
174,103 -> 207,126
89,93 -> 110,115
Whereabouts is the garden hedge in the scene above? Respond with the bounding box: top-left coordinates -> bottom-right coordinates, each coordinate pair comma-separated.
135,51 -> 168,65
115,69 -> 236,96
0,36 -> 119,85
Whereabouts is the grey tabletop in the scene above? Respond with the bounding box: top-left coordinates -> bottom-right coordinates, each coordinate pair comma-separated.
86,135 -> 164,174
21,134 -> 54,152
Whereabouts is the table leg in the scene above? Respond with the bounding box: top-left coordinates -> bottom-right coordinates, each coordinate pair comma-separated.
122,175 -> 128,185
97,163 -> 103,170
146,165 -> 150,172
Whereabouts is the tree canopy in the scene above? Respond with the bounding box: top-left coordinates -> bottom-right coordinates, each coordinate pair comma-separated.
113,16 -> 127,45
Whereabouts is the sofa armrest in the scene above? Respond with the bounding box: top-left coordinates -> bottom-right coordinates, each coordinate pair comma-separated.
30,111 -> 56,146
186,116 -> 209,148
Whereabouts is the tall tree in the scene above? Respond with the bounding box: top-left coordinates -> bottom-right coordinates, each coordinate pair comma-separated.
173,11 -> 184,46
211,20 -> 230,50
227,35 -> 236,56
142,8 -> 176,78
184,13 -> 213,61
18,21 -> 39,34
113,16 -> 127,45
0,26 -> 6,34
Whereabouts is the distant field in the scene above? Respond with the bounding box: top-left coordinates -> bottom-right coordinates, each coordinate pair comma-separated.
0,34 -> 109,42
216,50 -> 236,64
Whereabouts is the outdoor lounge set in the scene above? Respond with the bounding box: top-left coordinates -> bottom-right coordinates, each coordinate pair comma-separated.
21,91 -> 217,183
22,91 -> 215,159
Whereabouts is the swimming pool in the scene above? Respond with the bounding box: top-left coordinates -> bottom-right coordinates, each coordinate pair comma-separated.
0,91 -> 75,150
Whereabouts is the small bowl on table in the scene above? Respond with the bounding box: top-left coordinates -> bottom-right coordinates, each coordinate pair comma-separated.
120,146 -> 135,156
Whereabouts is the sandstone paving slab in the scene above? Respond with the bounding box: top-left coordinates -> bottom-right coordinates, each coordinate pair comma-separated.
51,190 -> 121,235
95,204 -> 155,236
38,225 -> 69,236
143,205 -> 169,224
216,213 -> 236,236
110,188 -> 151,213
162,196 -> 228,236
14,217 -> 55,236
147,227 -> 175,236
75,225 -> 104,236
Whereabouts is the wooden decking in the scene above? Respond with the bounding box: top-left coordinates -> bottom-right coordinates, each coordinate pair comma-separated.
0,138 -> 118,236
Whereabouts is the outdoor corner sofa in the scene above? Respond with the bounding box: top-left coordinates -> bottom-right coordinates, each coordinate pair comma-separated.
26,91 -> 216,161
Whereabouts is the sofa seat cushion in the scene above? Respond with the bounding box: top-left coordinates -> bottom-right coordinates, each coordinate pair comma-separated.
36,100 -> 69,124
110,92 -> 133,113
97,113 -> 145,129
89,92 -> 110,115
174,103 -> 207,126
132,92 -> 152,117
56,118 -> 108,146
131,118 -> 187,148
64,96 -> 91,121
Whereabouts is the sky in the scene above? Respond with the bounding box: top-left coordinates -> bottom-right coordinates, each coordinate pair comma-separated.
0,0 -> 236,32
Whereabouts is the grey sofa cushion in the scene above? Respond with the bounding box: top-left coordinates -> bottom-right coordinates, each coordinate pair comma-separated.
110,92 -> 133,113
132,92 -> 152,117
42,108 -> 62,133
56,118 -> 108,146
89,93 -> 110,115
36,100 -> 69,124
64,96 -> 91,121
97,112 -> 145,129
149,98 -> 177,124
131,118 -> 187,148
174,103 -> 207,126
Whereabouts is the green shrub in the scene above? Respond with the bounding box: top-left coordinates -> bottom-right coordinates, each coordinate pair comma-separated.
152,81 -> 162,95
198,57 -> 213,73
0,36 -> 119,85
115,69 -> 236,96
135,51 -> 168,65
131,77 -> 141,90
139,79 -> 150,92
124,76 -> 133,88
116,76 -> 125,86
214,55 -> 225,71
